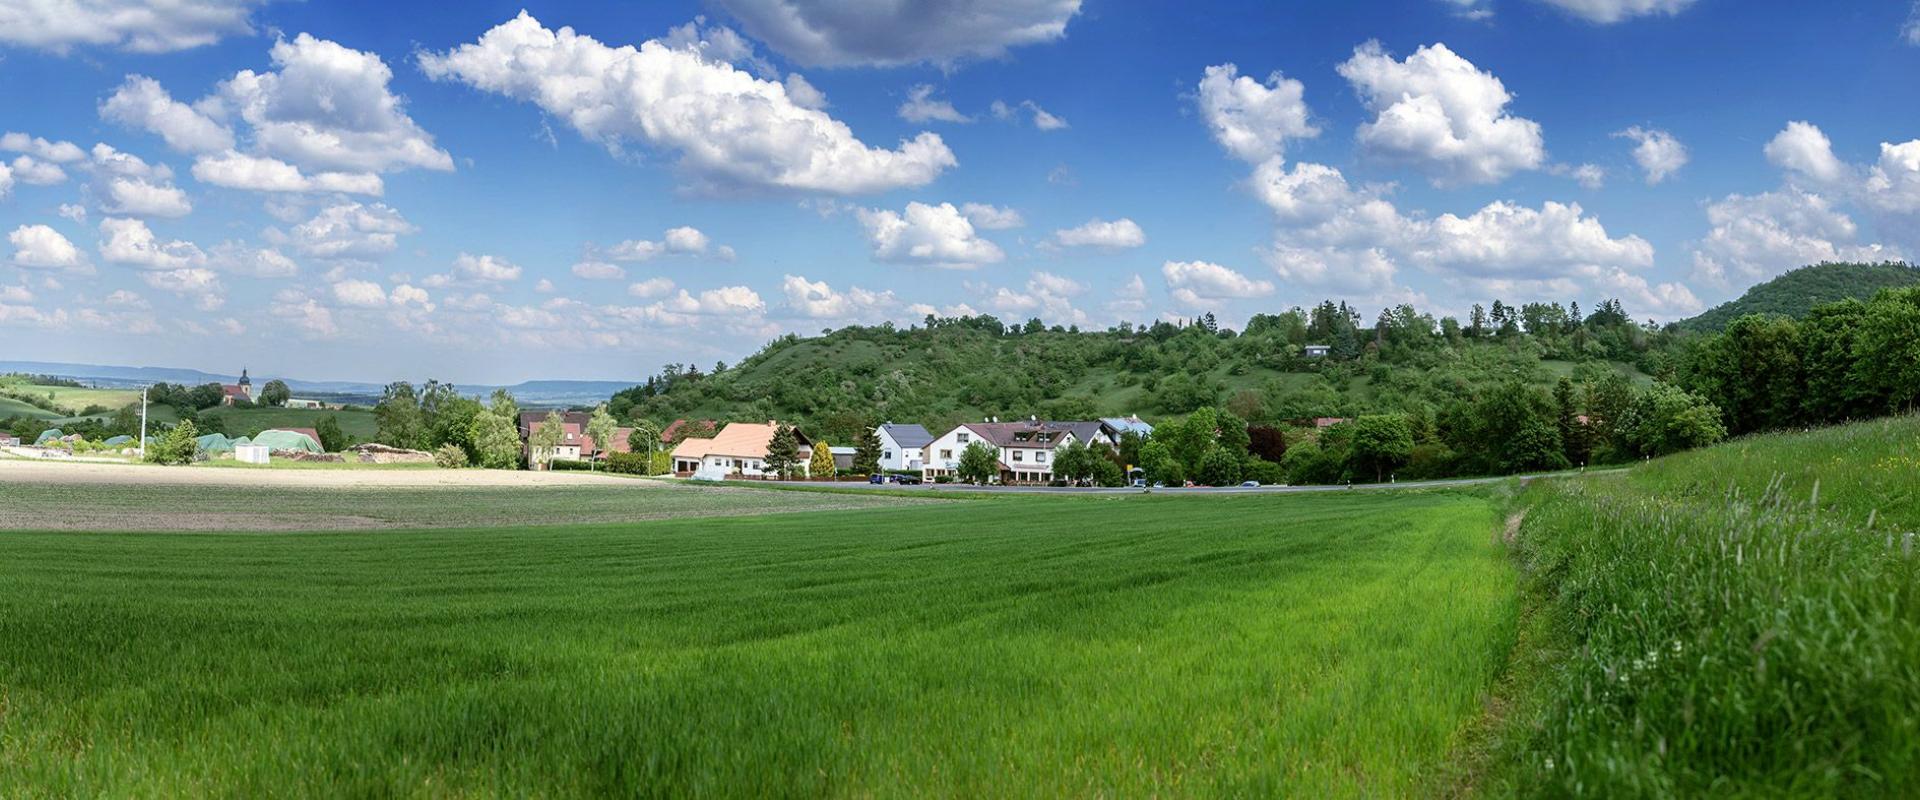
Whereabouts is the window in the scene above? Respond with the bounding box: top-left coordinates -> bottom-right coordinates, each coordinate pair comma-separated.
957,432 -> 970,443
1036,452 -> 1047,463
1012,451 -> 1024,462
940,449 -> 952,459
884,450 -> 893,460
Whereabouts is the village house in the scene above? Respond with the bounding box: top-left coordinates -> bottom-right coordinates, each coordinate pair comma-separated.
517,410 -> 634,468
669,421 -> 811,479
1303,345 -> 1331,358
1098,415 -> 1155,447
876,423 -> 934,473
920,419 -> 1084,485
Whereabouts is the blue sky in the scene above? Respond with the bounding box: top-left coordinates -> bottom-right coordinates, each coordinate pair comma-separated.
2,0 -> 1917,383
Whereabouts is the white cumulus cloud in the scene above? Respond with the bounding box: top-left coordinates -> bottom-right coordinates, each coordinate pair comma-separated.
451,253 -> 523,283
1197,63 -> 1318,164
707,0 -> 1081,67
1052,217 -> 1146,249
1163,260 -> 1275,308
284,202 -> 414,259
9,224 -> 91,271
99,76 -> 235,154
1338,41 -> 1546,187
0,0 -> 266,53
1534,0 -> 1697,24
856,201 -> 1005,268
102,176 -> 193,217
898,84 -> 971,123
98,217 -> 204,269
191,151 -> 384,195
419,12 -> 955,195
1615,126 -> 1688,184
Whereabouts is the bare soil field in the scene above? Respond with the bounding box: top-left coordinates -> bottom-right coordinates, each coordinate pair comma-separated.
0,459 -> 933,531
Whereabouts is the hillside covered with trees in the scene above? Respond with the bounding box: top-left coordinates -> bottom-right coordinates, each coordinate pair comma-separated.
1677,261 -> 1919,332
612,296 -> 1668,443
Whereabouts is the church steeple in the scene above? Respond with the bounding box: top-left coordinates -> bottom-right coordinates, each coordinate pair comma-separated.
239,368 -> 251,387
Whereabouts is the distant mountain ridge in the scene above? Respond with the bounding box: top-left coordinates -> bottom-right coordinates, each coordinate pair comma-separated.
0,361 -> 632,406
1678,261 -> 1920,332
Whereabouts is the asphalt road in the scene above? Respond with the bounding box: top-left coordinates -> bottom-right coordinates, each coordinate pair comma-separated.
811,468 -> 1625,495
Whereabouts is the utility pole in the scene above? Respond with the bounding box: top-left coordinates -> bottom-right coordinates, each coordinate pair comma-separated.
138,385 -> 149,456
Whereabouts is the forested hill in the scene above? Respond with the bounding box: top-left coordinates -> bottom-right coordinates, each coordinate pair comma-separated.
1677,261 -> 1919,332
610,300 -> 1668,444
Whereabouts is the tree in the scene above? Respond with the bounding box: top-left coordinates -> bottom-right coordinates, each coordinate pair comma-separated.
529,410 -> 565,469
1247,425 -> 1288,462
1621,382 -> 1727,457
468,411 -> 522,469
853,427 -> 883,476
488,389 -> 519,421
374,382 -> 424,449
764,424 -> 801,479
1347,414 -> 1414,482
144,420 -> 198,465
586,404 -> 618,471
1554,377 -> 1591,467
1139,440 -> 1185,485
259,379 -> 290,407
1051,440 -> 1097,483
957,440 -> 999,484
628,419 -> 661,456
1195,445 -> 1242,486
809,441 -> 835,480
315,415 -> 348,452
431,397 -> 484,459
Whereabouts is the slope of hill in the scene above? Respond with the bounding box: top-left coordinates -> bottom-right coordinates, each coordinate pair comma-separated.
1489,414 -> 1920,795
1678,261 -> 1919,332
614,309 -> 1663,443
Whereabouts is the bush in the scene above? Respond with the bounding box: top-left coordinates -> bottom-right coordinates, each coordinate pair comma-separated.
433,444 -> 469,469
144,420 -> 198,466
548,459 -> 592,471
1194,445 -> 1243,486
605,451 -> 651,475
1243,458 -> 1287,485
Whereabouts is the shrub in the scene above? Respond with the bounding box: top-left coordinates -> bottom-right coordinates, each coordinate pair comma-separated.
548,459 -> 592,471
433,444 -> 469,469
1243,458 -> 1287,485
144,420 -> 198,466
605,451 -> 651,475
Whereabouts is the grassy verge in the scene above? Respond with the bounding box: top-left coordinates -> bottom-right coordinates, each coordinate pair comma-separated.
0,490 -> 1514,796
1481,415 -> 1920,796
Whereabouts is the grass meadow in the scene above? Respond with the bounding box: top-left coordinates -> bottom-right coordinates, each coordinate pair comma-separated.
1487,415 -> 1920,797
0,489 -> 1515,797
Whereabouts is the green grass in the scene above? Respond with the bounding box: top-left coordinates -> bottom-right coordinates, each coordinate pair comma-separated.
198,406 -> 377,440
0,396 -> 62,420
1484,415 -> 1920,796
0,490 -> 1516,796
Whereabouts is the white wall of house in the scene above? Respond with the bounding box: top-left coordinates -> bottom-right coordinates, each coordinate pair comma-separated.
701,451 -> 811,478
919,425 -> 973,479
876,428 -> 925,472
919,427 -> 1078,482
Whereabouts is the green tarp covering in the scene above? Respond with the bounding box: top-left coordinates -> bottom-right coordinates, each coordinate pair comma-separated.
195,433 -> 235,453
252,429 -> 321,453
103,435 -> 132,446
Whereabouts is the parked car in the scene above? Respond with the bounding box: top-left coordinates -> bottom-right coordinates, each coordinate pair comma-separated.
1240,481 -> 1261,488
896,474 -> 922,485
869,474 -> 896,485
1130,478 -> 1147,488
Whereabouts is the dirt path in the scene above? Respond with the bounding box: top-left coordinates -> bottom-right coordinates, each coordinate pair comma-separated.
0,458 -> 643,489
